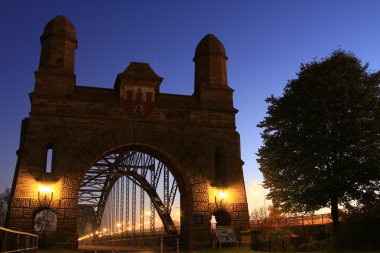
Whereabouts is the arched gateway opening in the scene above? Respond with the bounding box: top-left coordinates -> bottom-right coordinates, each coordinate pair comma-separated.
213,210 -> 232,227
6,15 -> 249,249
77,149 -> 182,240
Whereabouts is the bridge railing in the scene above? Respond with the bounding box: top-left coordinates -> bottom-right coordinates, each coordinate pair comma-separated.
250,213 -> 332,229
79,226 -> 180,242
79,226 -> 181,251
0,227 -> 38,253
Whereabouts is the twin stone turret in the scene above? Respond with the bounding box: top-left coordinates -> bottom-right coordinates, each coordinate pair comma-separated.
35,15 -> 234,112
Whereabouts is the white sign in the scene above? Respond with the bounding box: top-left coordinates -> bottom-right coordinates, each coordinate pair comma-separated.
215,226 -> 238,250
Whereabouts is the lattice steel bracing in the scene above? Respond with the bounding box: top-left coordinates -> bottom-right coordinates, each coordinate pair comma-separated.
169,181 -> 178,214
120,175 -> 124,233
126,178 -> 129,232
110,193 -> 113,232
131,177 -> 136,236
78,150 -> 179,237
150,168 -> 155,233
140,184 -> 144,234
116,179 -> 119,230
164,167 -> 169,213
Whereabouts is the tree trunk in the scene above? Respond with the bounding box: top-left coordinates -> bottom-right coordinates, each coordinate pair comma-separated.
331,197 -> 340,241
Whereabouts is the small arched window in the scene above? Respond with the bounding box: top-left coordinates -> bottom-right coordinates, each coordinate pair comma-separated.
214,147 -> 226,184
213,210 -> 231,226
45,144 -> 53,173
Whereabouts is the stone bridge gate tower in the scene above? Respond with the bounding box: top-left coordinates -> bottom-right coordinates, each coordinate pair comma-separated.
6,16 -> 249,249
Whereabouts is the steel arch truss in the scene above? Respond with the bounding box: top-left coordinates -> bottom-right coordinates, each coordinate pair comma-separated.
78,151 -> 178,236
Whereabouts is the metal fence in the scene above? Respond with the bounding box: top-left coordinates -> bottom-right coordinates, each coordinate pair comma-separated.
0,227 -> 38,253
250,213 -> 332,229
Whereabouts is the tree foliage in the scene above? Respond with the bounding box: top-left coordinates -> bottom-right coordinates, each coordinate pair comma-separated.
0,188 -> 10,226
257,50 -> 380,235
250,206 -> 267,221
267,204 -> 283,219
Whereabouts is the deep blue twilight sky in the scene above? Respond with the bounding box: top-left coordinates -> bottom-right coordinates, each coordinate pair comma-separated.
1,1 -> 380,212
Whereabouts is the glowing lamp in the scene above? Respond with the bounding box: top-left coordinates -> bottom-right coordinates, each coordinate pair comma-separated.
218,191 -> 228,200
38,184 -> 53,208
214,189 -> 228,208
39,185 -> 52,193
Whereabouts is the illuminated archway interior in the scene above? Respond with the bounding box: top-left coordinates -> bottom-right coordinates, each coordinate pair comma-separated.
77,150 -> 180,239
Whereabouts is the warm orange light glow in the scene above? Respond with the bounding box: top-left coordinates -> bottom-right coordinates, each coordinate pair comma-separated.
218,191 -> 228,200
38,185 -> 52,193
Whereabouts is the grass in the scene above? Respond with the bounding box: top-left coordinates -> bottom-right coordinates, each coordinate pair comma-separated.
38,245 -> 81,253
37,245 -> 380,253
195,247 -> 255,253
195,248 -> 380,253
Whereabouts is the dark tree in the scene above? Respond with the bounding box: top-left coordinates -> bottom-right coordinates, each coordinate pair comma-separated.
250,206 -> 267,221
0,188 -> 10,226
257,50 -> 380,237
267,204 -> 283,219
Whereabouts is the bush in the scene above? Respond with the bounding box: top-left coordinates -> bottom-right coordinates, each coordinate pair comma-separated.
256,228 -> 294,252
335,206 -> 380,250
297,236 -> 328,251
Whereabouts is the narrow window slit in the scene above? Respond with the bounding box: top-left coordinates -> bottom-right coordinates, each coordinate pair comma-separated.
46,146 -> 53,173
